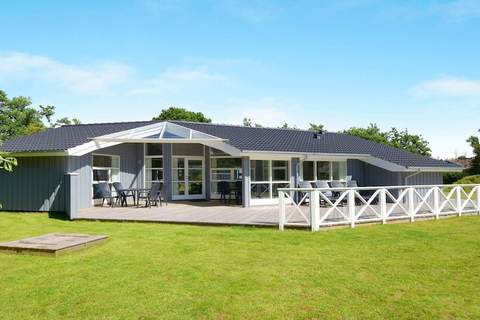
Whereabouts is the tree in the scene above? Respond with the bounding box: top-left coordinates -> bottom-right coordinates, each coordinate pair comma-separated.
467,132 -> 480,175
0,90 -> 80,142
0,90 -> 49,142
343,123 -> 389,145
279,123 -> 298,129
308,123 -> 325,132
0,154 -> 17,172
242,117 -> 262,127
153,107 -> 211,123
388,128 -> 431,156
344,123 -> 431,156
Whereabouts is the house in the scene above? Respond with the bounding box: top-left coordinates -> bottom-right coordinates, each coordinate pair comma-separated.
0,120 -> 461,218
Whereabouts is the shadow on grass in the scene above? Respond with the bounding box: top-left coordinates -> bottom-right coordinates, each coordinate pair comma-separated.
48,211 -> 69,221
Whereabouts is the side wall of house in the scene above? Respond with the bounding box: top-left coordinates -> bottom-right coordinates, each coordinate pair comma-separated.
0,156 -> 67,212
67,143 -> 145,210
347,160 -> 444,187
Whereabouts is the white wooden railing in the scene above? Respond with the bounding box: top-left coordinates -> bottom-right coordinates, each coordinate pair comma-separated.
278,184 -> 480,231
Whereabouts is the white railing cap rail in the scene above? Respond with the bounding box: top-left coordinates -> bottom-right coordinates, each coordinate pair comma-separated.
278,184 -> 480,192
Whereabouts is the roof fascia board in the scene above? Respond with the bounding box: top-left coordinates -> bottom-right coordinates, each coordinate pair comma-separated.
406,166 -> 463,173
241,150 -> 370,158
6,151 -> 67,157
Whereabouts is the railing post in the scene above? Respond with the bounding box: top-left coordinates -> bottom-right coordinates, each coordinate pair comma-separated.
380,188 -> 387,224
408,187 -> 415,222
310,190 -> 320,232
279,190 -> 285,231
433,187 -> 440,220
348,189 -> 356,228
477,186 -> 480,215
456,186 -> 462,216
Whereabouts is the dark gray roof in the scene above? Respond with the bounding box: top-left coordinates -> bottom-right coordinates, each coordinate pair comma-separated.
1,120 -> 460,169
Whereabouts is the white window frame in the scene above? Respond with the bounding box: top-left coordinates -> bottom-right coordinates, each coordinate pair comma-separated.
300,160 -> 348,182
210,156 -> 243,199
250,159 -> 291,204
143,143 -> 164,188
92,153 -> 121,184
92,153 -> 120,202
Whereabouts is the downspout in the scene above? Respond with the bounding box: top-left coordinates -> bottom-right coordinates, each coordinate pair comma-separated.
404,170 -> 422,186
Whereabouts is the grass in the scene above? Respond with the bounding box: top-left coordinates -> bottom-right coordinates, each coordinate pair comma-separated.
0,213 -> 479,319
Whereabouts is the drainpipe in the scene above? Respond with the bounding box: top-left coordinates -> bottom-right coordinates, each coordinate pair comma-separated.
404,170 -> 422,186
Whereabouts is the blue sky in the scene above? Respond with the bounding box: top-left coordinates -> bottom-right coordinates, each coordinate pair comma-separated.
0,0 -> 479,158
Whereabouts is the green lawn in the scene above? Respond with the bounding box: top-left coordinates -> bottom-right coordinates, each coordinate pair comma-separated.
1,213 -> 479,319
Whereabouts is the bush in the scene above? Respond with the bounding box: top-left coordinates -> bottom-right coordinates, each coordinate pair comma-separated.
444,171 -> 466,184
454,175 -> 480,185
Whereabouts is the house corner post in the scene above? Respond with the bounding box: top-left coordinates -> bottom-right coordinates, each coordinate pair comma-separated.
65,172 -> 80,220
242,156 -> 250,207
291,158 -> 300,203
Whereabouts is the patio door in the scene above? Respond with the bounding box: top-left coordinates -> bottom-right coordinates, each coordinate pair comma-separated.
172,157 -> 205,200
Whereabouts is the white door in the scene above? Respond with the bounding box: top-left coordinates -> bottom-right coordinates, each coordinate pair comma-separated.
172,157 -> 205,200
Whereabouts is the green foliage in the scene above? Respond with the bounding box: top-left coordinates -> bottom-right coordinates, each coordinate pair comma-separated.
344,123 -> 432,156
242,117 -> 262,127
0,90 -> 48,142
279,123 -> 298,129
344,123 -> 389,145
153,107 -> 211,123
443,171 -> 465,184
467,134 -> 480,175
308,123 -> 325,131
454,174 -> 480,185
0,214 -> 480,318
388,127 -> 432,156
0,154 -> 17,172
0,90 -> 80,142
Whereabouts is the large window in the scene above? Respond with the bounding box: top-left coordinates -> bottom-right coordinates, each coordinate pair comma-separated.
210,157 -> 242,198
145,143 -> 163,188
92,154 -> 120,199
250,160 -> 290,200
301,160 -> 347,182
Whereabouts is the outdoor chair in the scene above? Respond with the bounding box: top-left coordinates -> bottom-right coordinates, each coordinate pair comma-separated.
329,180 -> 348,205
113,182 -> 135,207
234,180 -> 243,205
348,180 -> 378,205
95,182 -> 115,207
297,181 -> 312,205
218,181 -> 233,204
138,182 -> 166,208
314,180 -> 339,206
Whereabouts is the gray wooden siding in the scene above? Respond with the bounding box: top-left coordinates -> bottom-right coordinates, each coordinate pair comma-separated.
0,156 -> 67,212
402,172 -> 443,185
67,143 -> 145,210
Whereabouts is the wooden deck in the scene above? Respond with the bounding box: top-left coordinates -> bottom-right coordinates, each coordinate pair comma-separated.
76,201 -> 309,227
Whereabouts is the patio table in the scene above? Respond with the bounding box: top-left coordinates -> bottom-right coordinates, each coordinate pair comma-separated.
117,188 -> 138,207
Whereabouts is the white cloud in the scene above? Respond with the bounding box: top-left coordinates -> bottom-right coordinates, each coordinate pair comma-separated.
414,76 -> 480,96
0,52 -> 227,97
0,52 -> 132,95
127,67 -> 226,96
432,0 -> 480,20
220,97 -> 291,127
